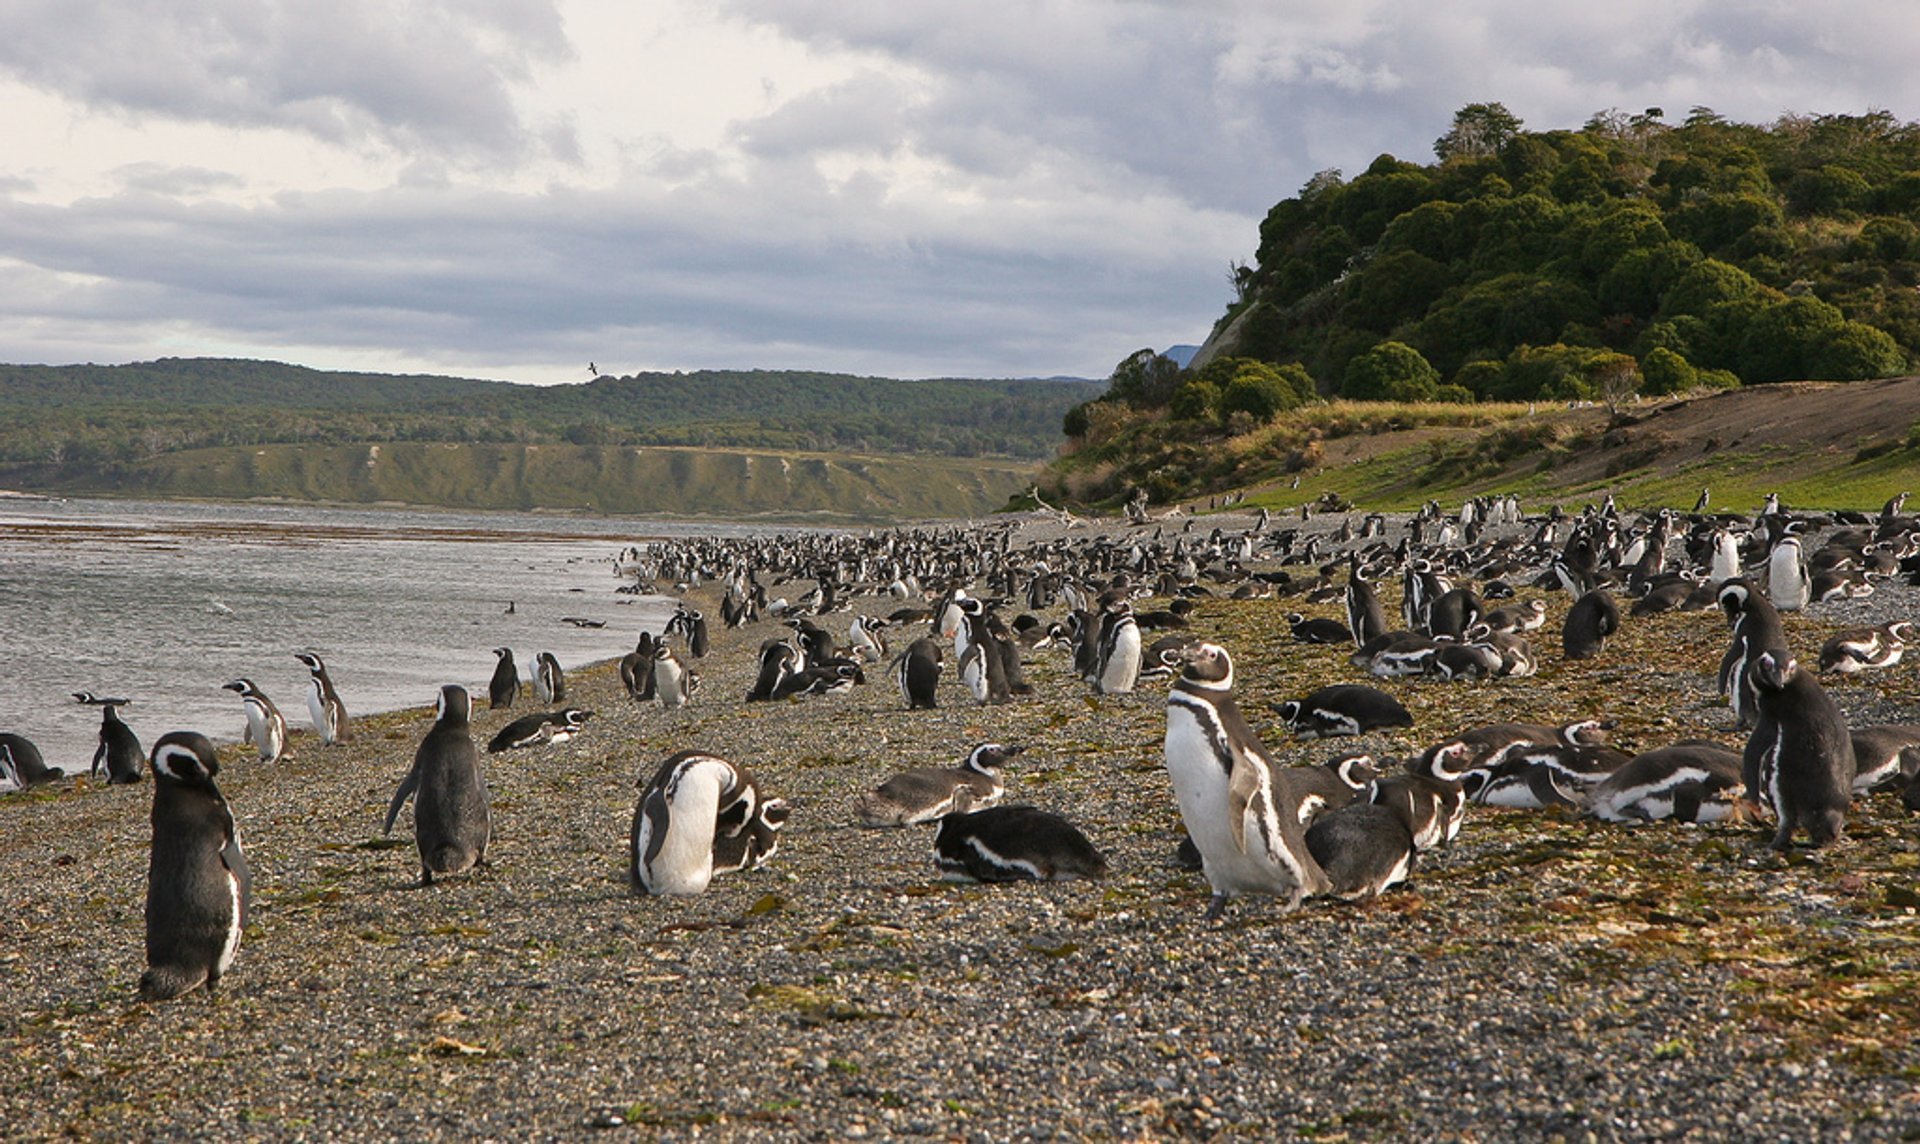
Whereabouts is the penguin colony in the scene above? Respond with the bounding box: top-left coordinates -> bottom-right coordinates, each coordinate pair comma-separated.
7,488 -> 1920,1000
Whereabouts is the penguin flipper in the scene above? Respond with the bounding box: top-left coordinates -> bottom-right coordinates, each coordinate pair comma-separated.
383,769 -> 420,835
220,817 -> 252,926
1225,740 -> 1264,855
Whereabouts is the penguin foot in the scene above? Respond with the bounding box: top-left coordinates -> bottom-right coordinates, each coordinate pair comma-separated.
1202,894 -> 1230,922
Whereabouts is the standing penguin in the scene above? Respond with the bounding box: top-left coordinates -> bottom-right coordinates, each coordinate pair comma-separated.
140,732 -> 249,1001
1718,579 -> 1787,729
1767,528 -> 1810,612
487,648 -> 520,710
1745,650 -> 1855,850
1094,598 -> 1143,695
629,750 -> 762,895
293,652 -> 349,745
1562,589 -> 1620,660
652,643 -> 698,709
91,704 -> 145,785
532,652 -> 566,705
621,633 -> 659,702
222,678 -> 287,764
383,685 -> 491,885
893,636 -> 943,710
1164,642 -> 1332,918
1344,555 -> 1390,650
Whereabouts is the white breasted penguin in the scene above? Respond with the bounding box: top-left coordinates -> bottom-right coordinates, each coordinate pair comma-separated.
849,615 -> 890,663
1745,650 -> 1855,850
652,643 -> 698,709
710,796 -> 790,876
384,685 -> 491,885
1093,597 -> 1142,695
1850,724 -> 1920,797
857,743 -> 1022,827
1581,740 -> 1745,824
1368,769 -> 1467,851
933,805 -> 1108,882
1767,526 -> 1810,612
745,638 -> 800,702
1272,685 -> 1413,739
223,678 -> 287,764
1717,579 -> 1786,729
1164,642 -> 1332,919
486,707 -> 594,753
1343,555 -> 1390,650
0,732 -> 62,787
92,704 -> 145,785
893,636 -> 944,709
293,651 -> 349,745
532,652 -> 566,705
629,750 -> 764,895
1561,589 -> 1620,660
141,731 -> 249,1001
487,647 -> 520,710
1818,622 -> 1913,674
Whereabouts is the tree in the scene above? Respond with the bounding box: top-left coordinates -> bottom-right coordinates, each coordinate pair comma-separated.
1435,102 -> 1524,162
1343,342 -> 1441,401
1104,349 -> 1183,409
1587,353 -> 1642,417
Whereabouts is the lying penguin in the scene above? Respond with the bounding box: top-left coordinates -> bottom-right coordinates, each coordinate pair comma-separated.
856,743 -> 1021,827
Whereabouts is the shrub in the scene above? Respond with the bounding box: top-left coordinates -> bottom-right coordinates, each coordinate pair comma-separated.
1343,341 -> 1441,401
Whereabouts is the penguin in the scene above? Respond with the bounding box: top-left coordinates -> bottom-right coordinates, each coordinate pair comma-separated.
1745,650 -> 1855,850
1272,685 -> 1413,739
140,731 -> 249,1001
849,615 -> 890,663
671,606 -> 710,658
1817,622 -> 1912,674
710,796 -> 790,876
933,805 -> 1108,882
1286,612 -> 1352,645
1431,641 -> 1504,681
857,743 -> 1022,827
1717,579 -> 1787,729
0,732 -> 62,787
532,652 -> 566,705
629,750 -> 763,895
621,633 -> 659,702
1562,589 -> 1619,660
1850,724 -> 1920,797
1581,741 -> 1745,824
1163,642 -> 1332,918
222,679 -> 287,764
745,638 -> 800,702
383,685 -> 491,885
91,704 -> 145,785
1367,771 -> 1467,850
293,652 -> 349,745
72,691 -> 132,706
1767,529 -> 1810,612
1093,598 -> 1142,695
1425,587 -> 1483,640
652,643 -> 698,709
487,648 -> 520,710
892,636 -> 944,710
1304,801 -> 1417,901
1343,556 -> 1390,650
486,707 -> 594,753
0,744 -> 19,794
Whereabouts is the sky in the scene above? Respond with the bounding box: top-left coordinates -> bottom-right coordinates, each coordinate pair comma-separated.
3,2 -> 1918,385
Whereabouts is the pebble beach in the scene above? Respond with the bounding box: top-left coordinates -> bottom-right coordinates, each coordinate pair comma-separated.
3,506 -> 1920,1141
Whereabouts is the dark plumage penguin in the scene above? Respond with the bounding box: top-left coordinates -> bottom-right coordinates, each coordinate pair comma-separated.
1164,642 -> 1331,918
933,805 -> 1108,882
487,647 -> 520,710
1286,612 -> 1352,645
1305,801 -> 1417,901
1368,771 -> 1466,850
621,632 -> 659,701
383,685 -> 491,884
1093,598 -> 1143,694
72,690 -> 132,706
91,704 -> 144,785
487,707 -> 594,753
711,796 -> 790,876
0,733 -> 62,788
1344,555 -> 1390,650
745,638 -> 800,702
1717,579 -> 1786,729
1272,685 -> 1413,739
892,636 -> 944,709
140,732 -> 249,1001
1745,650 -> 1855,850
532,652 -> 566,705
223,678 -> 287,764
1850,724 -> 1920,797
1582,740 -> 1745,824
1426,587 -> 1483,640
629,750 -> 763,895
858,743 -> 1023,827
294,651 -> 349,745
1562,589 -> 1619,660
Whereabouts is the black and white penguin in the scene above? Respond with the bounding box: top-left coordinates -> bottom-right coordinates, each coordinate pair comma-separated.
1304,801 -> 1417,901
1287,612 -> 1352,645
1767,528 -> 1810,612
1850,724 -> 1920,797
1093,598 -> 1143,695
858,743 -> 1023,827
652,643 -> 698,709
487,647 -> 520,710
1367,770 -> 1467,850
1717,579 -> 1787,729
1272,685 -> 1413,739
91,704 -> 144,785
629,750 -> 763,895
140,731 -> 249,1001
1561,589 -> 1619,660
1426,587 -> 1483,640
893,636 -> 944,709
670,605 -> 710,658
1582,740 -> 1745,824
933,805 -> 1108,882
293,652 -> 349,745
621,633 -> 659,702
1745,650 -> 1855,850
1478,599 -> 1548,634
710,796 -> 790,876
1818,622 -> 1912,674
745,638 -> 800,702
1344,556 -> 1390,650
532,652 -> 566,705
486,707 -> 594,753
383,685 -> 491,884
222,678 -> 287,764
0,732 -> 62,787
1164,642 -> 1332,918
849,615 -> 890,663
72,690 -> 132,706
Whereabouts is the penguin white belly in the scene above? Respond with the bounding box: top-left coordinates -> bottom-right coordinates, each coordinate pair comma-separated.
1100,626 -> 1142,693
1769,545 -> 1807,610
242,705 -> 267,749
216,867 -> 244,976
1164,709 -> 1282,897
306,683 -> 328,739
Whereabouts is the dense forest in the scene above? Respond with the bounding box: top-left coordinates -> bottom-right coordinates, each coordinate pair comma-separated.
0,358 -> 1099,467
1051,105 -> 1920,505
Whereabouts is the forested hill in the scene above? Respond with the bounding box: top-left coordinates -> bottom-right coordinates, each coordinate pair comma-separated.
0,358 -> 1100,464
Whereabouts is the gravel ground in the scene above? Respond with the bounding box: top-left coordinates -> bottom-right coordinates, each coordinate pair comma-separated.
3,507 -> 1920,1142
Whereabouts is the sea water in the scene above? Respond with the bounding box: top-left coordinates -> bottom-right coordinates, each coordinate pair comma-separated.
0,497 -> 713,773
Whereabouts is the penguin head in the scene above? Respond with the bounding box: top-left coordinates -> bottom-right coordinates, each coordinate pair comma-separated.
1330,752 -> 1380,790
492,647 -> 512,661
966,743 -> 1024,772
1752,649 -> 1798,692
435,685 -> 472,725
757,797 -> 792,831
150,732 -> 220,787
559,708 -> 595,729
1421,740 -> 1475,783
221,679 -> 252,695
1716,580 -> 1753,623
1273,700 -> 1304,727
1176,643 -> 1234,690
294,651 -> 326,673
